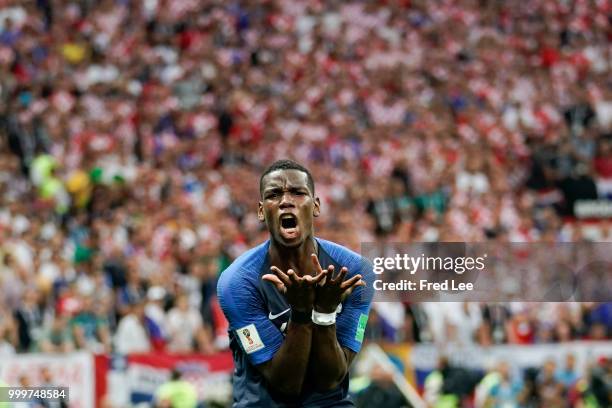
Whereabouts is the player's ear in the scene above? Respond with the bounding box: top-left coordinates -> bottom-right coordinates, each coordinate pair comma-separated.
313,196 -> 321,217
258,201 -> 265,222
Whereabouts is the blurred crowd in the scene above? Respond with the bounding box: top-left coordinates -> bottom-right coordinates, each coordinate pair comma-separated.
419,354 -> 612,408
350,351 -> 611,408
0,0 -> 611,360
367,302 -> 612,347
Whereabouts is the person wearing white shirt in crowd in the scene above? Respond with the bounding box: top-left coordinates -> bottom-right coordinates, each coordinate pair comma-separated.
114,298 -> 151,354
145,286 -> 167,338
166,294 -> 203,353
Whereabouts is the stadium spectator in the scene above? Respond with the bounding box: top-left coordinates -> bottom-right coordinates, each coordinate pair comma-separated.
38,314 -> 74,353
154,369 -> 198,408
70,295 -> 111,353
14,287 -> 43,352
536,359 -> 566,407
145,285 -> 168,338
424,356 -> 481,407
506,305 -> 536,345
587,357 -> 612,407
556,354 -> 580,389
38,367 -> 68,408
0,309 -> 17,356
165,293 -> 204,353
114,298 -> 153,354
484,361 -> 526,408
116,262 -> 145,318
354,363 -> 409,408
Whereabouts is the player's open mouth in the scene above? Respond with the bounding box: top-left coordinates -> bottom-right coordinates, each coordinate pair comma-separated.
279,214 -> 299,239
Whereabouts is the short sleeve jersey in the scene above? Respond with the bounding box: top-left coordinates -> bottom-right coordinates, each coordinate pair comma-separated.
217,238 -> 374,407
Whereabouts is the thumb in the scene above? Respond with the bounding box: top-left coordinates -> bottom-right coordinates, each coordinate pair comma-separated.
340,280 -> 364,301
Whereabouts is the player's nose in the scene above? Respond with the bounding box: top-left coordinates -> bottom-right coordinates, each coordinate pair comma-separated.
279,192 -> 295,208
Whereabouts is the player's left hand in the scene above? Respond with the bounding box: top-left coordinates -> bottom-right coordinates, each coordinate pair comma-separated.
311,254 -> 366,313
262,264 -> 327,312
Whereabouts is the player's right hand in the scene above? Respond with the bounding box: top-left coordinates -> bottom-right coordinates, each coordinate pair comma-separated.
263,266 -> 327,312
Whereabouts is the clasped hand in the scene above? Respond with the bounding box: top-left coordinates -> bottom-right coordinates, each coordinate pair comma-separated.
263,254 -> 365,314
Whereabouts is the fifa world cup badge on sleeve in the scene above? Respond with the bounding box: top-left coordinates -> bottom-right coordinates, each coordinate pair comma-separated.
355,313 -> 368,343
237,324 -> 265,354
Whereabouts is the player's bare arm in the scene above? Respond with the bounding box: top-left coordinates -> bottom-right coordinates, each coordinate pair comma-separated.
308,254 -> 366,391
259,265 -> 326,396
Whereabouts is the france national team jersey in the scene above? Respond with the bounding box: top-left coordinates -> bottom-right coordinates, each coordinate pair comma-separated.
217,238 -> 375,407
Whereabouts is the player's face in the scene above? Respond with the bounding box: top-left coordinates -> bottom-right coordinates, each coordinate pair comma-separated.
259,169 -> 320,248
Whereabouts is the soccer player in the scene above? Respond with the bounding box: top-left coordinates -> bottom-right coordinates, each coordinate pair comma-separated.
217,160 -> 374,407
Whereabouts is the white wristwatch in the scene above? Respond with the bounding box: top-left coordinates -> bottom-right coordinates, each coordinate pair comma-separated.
311,310 -> 337,326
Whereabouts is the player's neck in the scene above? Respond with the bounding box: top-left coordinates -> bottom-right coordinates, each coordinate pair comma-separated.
268,236 -> 318,276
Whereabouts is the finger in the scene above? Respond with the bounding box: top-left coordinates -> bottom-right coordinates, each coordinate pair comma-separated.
326,265 -> 335,280
262,274 -> 287,293
340,274 -> 363,289
332,266 -> 348,285
310,269 -> 328,285
287,269 -> 301,285
340,279 -> 366,300
340,286 -> 357,301
343,286 -> 355,297
262,274 -> 284,285
270,266 -> 292,286
310,253 -> 323,274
